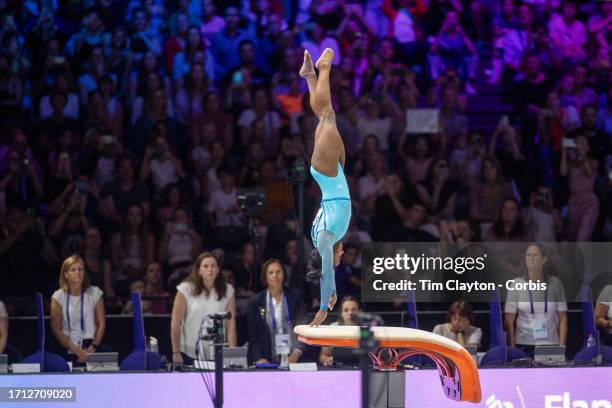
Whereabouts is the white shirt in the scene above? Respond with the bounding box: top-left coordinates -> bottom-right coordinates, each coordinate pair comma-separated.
596,285 -> 612,335
167,232 -> 194,266
433,323 -> 482,348
504,276 -> 567,345
393,9 -> 416,43
39,93 -> 80,120
149,158 -> 178,191
207,188 -> 241,226
237,109 -> 282,145
358,174 -> 384,201
357,116 -> 391,151
52,286 -> 103,340
177,281 -> 235,358
529,207 -> 557,243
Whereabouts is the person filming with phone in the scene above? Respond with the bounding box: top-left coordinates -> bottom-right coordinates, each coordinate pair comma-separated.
525,185 -> 563,242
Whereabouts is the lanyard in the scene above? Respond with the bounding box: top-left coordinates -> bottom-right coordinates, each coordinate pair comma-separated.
528,288 -> 548,314
268,291 -> 291,333
66,292 -> 85,332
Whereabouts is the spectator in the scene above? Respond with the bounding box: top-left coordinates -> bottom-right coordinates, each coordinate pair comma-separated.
537,90 -> 580,152
524,185 -> 562,242
319,295 -> 361,366
129,7 -> 162,60
156,183 -> 184,229
234,242 -> 260,297
357,96 -> 391,152
301,22 -> 341,66
50,255 -> 107,363
548,0 -> 587,62
238,88 -> 282,152
247,259 -> 304,364
82,226 -> 114,300
210,6 -> 251,82
334,243 -> 361,300
200,0 -> 226,40
382,0 -> 426,62
588,1 -> 612,57
171,252 -> 237,364
99,156 -> 150,224
132,88 -> 182,155
224,39 -> 267,89
48,191 -> 90,259
469,155 -> 515,229
400,135 -> 432,186
439,85 -> 468,141
433,301 -> 482,349
207,164 -> 242,227
484,197 -> 532,242
110,203 -> 155,279
505,243 -> 568,358
0,149 -> 45,209
416,158 -> 457,220
132,261 -> 170,314
159,206 -> 203,287
560,134 -> 599,241
139,134 -> 185,195
428,11 -> 477,89
172,26 -> 214,84
200,91 -> 234,150
0,300 -> 7,355
580,104 -> 609,172
0,208 -> 58,297
595,284 -> 612,346
358,154 -> 387,218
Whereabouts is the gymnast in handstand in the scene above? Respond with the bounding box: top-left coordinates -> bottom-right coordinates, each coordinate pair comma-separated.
299,48 -> 351,327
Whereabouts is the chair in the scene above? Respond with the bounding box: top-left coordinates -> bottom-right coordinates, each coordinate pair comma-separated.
574,286 -> 612,365
120,293 -> 162,371
480,345 -> 528,367
483,289 -> 526,366
22,293 -> 69,372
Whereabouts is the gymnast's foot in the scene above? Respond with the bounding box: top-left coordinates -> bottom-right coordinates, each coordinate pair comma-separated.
315,48 -> 334,70
299,50 -> 316,78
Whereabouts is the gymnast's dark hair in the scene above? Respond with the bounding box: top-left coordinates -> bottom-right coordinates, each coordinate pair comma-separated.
306,249 -> 322,283
306,242 -> 343,283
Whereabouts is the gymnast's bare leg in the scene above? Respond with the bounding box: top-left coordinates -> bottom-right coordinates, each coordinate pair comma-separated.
302,48 -> 350,326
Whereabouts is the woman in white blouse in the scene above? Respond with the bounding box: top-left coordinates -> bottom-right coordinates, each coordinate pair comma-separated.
433,301 -> 482,349
504,243 -> 568,358
171,252 -> 236,364
596,284 -> 612,346
50,255 -> 106,363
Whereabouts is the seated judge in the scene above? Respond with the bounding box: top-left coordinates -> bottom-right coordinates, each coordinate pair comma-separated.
50,255 -> 106,363
596,284 -> 612,346
433,301 -> 482,349
247,259 -> 305,365
319,296 -> 361,367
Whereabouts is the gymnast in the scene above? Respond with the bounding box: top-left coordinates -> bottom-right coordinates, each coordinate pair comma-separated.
299,48 -> 351,327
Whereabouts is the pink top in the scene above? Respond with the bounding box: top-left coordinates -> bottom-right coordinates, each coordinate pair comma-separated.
405,157 -> 431,185
568,160 -> 597,196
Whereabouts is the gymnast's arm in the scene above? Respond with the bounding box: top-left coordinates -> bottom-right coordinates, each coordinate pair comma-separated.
317,230 -> 337,312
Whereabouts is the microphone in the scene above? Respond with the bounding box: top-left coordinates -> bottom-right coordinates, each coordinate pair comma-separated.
207,312 -> 232,320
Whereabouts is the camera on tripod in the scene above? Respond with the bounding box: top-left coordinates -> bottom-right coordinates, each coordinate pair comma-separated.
236,189 -> 265,215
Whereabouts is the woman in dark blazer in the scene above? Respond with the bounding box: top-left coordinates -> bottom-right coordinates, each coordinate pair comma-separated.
247,259 -> 305,364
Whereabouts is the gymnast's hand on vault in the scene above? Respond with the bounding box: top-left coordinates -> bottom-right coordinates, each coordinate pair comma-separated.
310,310 -> 327,327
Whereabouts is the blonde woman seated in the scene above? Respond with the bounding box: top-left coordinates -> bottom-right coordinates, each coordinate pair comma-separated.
319,296 -> 361,367
433,301 -> 482,349
50,255 -> 106,363
171,252 -> 237,364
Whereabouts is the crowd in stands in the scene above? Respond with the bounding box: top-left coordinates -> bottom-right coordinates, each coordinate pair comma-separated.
0,0 -> 610,334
